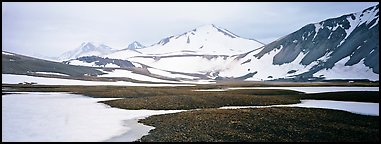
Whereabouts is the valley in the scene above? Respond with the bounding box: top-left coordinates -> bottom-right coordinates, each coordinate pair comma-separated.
2,3 -> 379,142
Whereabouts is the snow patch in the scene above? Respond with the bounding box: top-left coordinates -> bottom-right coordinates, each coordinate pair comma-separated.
131,62 -> 143,68
369,18 -> 379,29
332,23 -> 340,31
2,51 -> 14,56
35,72 -> 69,76
147,68 -> 197,79
313,56 -> 379,81
327,32 -> 333,39
104,63 -> 120,68
68,60 -> 97,67
312,23 -> 324,41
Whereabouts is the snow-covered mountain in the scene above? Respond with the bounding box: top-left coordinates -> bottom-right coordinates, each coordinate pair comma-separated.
58,42 -> 115,61
138,24 -> 264,56
219,4 -> 379,81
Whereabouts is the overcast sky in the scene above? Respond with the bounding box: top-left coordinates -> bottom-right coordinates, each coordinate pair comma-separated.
2,2 -> 379,58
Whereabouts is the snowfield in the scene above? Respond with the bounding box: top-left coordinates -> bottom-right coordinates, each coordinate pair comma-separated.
2,92 -> 184,142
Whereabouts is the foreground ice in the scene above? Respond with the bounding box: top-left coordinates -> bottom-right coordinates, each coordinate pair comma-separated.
194,86 -> 379,94
2,92 -> 184,142
220,100 -> 379,116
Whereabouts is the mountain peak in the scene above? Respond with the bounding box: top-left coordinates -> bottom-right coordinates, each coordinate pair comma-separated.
78,42 -> 113,52
141,24 -> 265,56
79,42 -> 97,51
80,41 -> 98,47
193,24 -> 239,38
127,41 -> 145,49
194,24 -> 217,30
194,24 -> 220,32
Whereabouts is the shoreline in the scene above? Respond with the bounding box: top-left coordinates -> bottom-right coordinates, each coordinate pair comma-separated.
104,117 -> 154,142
